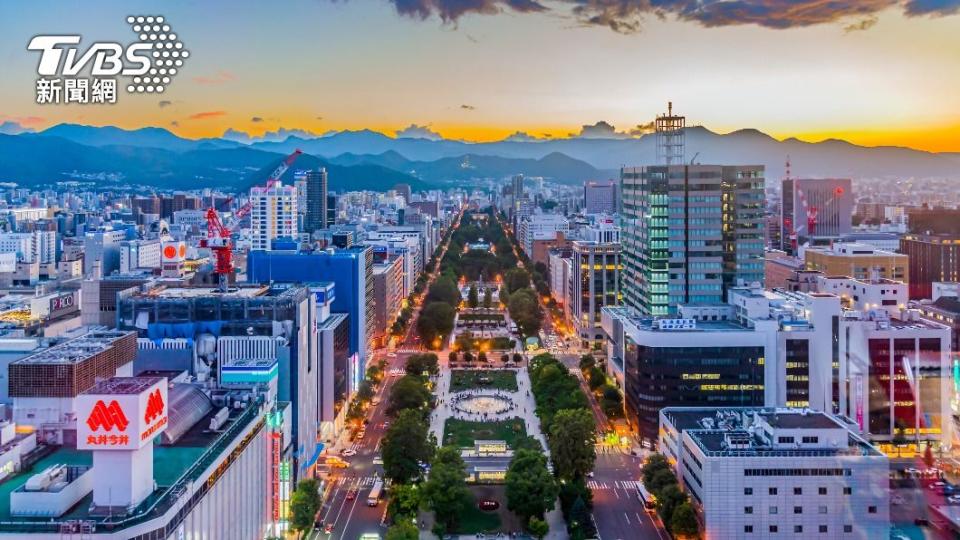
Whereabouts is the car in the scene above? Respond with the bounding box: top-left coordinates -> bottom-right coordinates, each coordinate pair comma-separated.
948,495 -> 960,505
324,523 -> 335,534
929,481 -> 947,490
915,518 -> 930,527
346,489 -> 358,500
373,455 -> 383,465
587,471 -> 595,478
387,352 -> 397,358
341,449 -> 357,457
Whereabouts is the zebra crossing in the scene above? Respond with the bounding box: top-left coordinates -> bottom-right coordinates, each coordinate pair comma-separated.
587,479 -> 643,491
331,475 -> 384,488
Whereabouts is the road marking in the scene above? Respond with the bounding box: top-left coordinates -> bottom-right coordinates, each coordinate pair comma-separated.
613,489 -> 620,499
623,512 -> 630,525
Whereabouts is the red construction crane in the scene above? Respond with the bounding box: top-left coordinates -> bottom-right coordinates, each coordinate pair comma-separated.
201,149 -> 303,291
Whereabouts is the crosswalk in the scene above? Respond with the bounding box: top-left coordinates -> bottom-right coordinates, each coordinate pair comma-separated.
331,475 -> 385,488
587,480 -> 643,491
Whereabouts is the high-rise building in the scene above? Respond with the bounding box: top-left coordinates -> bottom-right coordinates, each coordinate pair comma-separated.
780,178 -> 853,253
803,242 -> 908,283
251,182 -> 298,251
659,407 -> 890,540
901,233 -> 960,300
304,168 -> 328,232
571,240 -> 621,347
373,255 -> 404,345
583,180 -> 617,214
620,165 -> 765,315
326,193 -> 338,226
246,246 -> 375,369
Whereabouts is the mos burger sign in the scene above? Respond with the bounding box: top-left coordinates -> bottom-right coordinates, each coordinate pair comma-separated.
77,376 -> 168,451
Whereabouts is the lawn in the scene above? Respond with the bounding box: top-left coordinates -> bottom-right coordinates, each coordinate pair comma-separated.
450,369 -> 518,392
443,417 -> 527,448
455,496 -> 503,534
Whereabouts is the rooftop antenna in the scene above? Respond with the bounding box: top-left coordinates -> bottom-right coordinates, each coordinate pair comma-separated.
656,101 -> 685,165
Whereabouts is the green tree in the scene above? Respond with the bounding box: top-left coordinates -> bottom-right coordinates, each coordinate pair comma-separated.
289,478 -> 321,535
600,384 -> 623,418
387,375 -> 432,417
569,495 -> 596,538
385,520 -> 419,540
417,302 -> 456,347
448,351 -> 459,363
670,501 -> 699,538
578,354 -> 596,371
406,353 -> 439,377
382,409 -> 435,483
587,366 -> 606,391
648,468 -> 677,494
548,409 -> 597,481
505,268 -> 531,294
528,516 -> 549,539
356,380 -> 375,403
656,484 -> 687,530
468,284 -> 479,308
478,351 -> 488,363
426,275 -> 461,308
388,482 -> 422,521
641,454 -> 671,485
558,476 -> 593,520
423,446 -> 471,532
508,288 -> 543,337
483,287 -> 493,309
506,448 -> 559,521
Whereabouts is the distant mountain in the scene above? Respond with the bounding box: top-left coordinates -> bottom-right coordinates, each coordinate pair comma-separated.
39,124 -> 243,152
3,124 -> 958,190
327,150 -> 609,184
0,134 -> 426,191
252,126 -> 960,180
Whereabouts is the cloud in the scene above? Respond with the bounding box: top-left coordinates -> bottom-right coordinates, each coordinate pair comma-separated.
221,127 -> 324,144
0,121 -> 34,135
395,124 -> 443,140
376,0 -> 960,34
577,120 -> 622,139
158,100 -> 172,108
192,70 -> 236,85
251,116 -> 264,123
844,16 -> 879,31
460,104 -> 476,110
189,110 -> 227,120
502,131 -> 544,142
629,121 -> 656,136
387,0 -> 546,23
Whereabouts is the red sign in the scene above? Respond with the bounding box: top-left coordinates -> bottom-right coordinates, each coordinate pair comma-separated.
144,389 -> 164,424
86,400 -> 129,432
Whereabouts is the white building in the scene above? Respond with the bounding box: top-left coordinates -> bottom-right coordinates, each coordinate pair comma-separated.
517,213 -> 568,258
250,183 -> 298,251
118,239 -> 162,273
0,231 -> 56,264
659,406 -> 889,540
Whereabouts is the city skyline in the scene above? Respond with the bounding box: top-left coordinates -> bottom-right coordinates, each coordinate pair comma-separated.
1,0 -> 959,152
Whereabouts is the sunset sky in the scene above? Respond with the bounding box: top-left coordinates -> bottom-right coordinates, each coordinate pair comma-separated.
1,0 -> 959,151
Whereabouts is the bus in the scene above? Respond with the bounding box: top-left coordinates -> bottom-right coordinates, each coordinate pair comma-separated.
637,483 -> 657,512
367,478 -> 384,506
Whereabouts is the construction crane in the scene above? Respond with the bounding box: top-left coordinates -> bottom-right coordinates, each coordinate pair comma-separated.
201,149 -> 303,292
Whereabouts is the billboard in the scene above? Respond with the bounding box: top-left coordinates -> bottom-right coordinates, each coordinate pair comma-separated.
77,378 -> 168,451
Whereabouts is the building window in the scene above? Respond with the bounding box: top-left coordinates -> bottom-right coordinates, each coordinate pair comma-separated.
843,487 -> 852,495
794,525 -> 803,533
868,506 -> 877,514
770,506 -> 778,514
745,506 -> 754,514
745,525 -> 754,533
820,525 -> 828,533
770,525 -> 779,533
769,487 -> 778,495
818,505 -> 828,514
745,487 -> 753,495
794,506 -> 803,514
844,525 -> 853,533
793,487 -> 802,495
819,487 -> 827,495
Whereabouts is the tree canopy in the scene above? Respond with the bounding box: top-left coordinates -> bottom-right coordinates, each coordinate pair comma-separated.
381,409 -> 435,483
506,448 -> 559,521
423,446 -> 471,532
548,409 -> 597,481
289,478 -> 321,534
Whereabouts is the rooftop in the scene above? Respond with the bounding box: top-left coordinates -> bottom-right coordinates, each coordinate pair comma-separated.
0,396 -> 264,533
12,330 -> 133,366
85,376 -> 163,396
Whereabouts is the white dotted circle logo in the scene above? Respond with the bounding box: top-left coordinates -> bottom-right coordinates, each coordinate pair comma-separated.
124,16 -> 188,94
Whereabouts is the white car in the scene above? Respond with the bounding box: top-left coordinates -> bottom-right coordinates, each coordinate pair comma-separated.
387,352 -> 397,358
948,495 -> 960,505
341,449 -> 357,457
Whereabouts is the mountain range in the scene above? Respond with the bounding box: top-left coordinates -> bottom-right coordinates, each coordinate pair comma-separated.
0,123 -> 956,191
